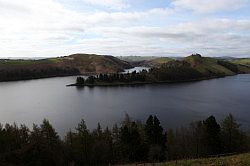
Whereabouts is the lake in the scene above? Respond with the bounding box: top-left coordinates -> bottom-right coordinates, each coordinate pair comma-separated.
122,67 -> 149,73
0,73 -> 250,136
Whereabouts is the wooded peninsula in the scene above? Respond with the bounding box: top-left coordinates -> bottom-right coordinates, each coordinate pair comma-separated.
72,54 -> 250,87
0,53 -> 250,84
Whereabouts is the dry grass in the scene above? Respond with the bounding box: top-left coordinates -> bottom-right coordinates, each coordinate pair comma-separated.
119,153 -> 250,166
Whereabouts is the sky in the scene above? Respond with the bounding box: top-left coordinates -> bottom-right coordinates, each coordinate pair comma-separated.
0,0 -> 250,58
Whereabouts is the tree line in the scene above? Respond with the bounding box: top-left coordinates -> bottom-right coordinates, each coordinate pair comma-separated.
76,70 -> 148,85
0,114 -> 249,166
0,67 -> 80,82
75,61 -> 217,86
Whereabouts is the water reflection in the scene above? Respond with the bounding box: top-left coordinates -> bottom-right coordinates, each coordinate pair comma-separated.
0,74 -> 249,136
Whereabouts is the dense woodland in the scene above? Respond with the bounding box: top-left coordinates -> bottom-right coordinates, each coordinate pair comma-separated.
0,114 -> 249,166
76,61 -> 219,86
0,67 -> 80,81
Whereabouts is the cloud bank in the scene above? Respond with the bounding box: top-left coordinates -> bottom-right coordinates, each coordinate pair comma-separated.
0,0 -> 250,57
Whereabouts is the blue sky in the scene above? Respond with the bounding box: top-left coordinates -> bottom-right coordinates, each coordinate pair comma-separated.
0,0 -> 250,57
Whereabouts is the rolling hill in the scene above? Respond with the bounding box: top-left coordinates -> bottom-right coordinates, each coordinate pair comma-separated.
117,56 -> 157,62
231,58 -> 250,67
151,54 -> 250,80
138,57 -> 174,67
74,54 -> 250,87
117,56 -> 174,67
184,54 -> 236,76
180,54 -> 250,76
66,54 -> 131,73
0,54 -> 131,82
1,53 -> 250,83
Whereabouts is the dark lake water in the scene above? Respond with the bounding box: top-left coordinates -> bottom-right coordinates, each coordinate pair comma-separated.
0,73 -> 250,136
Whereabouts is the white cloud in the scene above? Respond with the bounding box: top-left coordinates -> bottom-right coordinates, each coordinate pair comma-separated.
0,0 -> 250,57
171,0 -> 250,13
81,0 -> 129,10
81,19 -> 250,57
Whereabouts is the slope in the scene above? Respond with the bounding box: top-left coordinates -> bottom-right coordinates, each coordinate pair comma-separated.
0,54 -> 132,82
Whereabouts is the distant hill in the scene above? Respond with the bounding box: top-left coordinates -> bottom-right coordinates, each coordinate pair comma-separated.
147,54 -> 241,83
117,56 -> 157,62
184,54 -> 235,76
1,53 -> 250,83
184,54 -> 250,75
213,56 -> 238,61
138,57 -> 174,67
67,54 -> 131,73
0,54 -> 131,82
119,55 -> 250,69
231,58 -> 250,67
74,54 -> 250,87
149,54 -> 250,80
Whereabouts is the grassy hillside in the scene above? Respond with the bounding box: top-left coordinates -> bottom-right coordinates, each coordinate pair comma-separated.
1,53 -> 250,83
0,54 -> 131,74
67,54 -> 131,73
237,64 -> 250,73
118,56 -> 157,62
74,54 -> 250,87
231,58 -> 250,67
143,57 -> 174,67
121,153 -> 250,166
184,54 -> 236,76
0,54 -> 131,81
135,57 -> 174,67
118,56 -> 174,67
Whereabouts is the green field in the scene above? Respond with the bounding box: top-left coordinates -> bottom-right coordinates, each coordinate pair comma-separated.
120,153 -> 250,166
231,58 -> 250,66
184,54 -> 236,75
149,57 -> 174,64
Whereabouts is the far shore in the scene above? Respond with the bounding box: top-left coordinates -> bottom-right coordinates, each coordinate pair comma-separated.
66,74 -> 236,87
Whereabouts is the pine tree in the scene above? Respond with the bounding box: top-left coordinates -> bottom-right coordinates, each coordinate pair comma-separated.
75,119 -> 91,165
221,114 -> 247,153
203,116 -> 221,154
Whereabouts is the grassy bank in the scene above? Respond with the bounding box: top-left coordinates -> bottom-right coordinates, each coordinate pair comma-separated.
120,153 -> 250,166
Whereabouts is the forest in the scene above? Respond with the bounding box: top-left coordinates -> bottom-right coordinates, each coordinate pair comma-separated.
0,114 -> 249,166
75,62 -> 212,86
0,67 -> 80,82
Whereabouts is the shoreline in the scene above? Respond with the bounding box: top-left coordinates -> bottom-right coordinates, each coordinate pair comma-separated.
66,74 -> 237,87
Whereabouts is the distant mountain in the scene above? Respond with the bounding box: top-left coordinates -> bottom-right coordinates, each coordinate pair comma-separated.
0,54 -> 131,82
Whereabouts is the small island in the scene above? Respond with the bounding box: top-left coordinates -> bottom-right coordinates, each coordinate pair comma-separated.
69,54 -> 250,87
